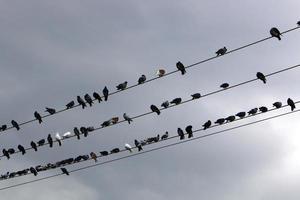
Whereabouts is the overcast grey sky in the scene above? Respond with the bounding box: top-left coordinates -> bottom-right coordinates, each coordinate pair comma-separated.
0,0 -> 300,199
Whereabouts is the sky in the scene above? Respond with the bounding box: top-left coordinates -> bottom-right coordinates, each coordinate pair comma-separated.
0,0 -> 300,199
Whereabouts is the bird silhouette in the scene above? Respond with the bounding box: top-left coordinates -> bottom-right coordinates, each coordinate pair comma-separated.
30,141 -> 38,151
84,94 -> 93,107
100,151 -> 109,156
47,134 -> 53,148
93,92 -> 102,103
111,148 -> 120,154
220,83 -> 229,89
156,69 -> 166,77
273,101 -> 282,108
11,120 -> 20,131
103,86 -> 109,101
125,144 -> 132,153
101,120 -> 111,127
138,75 -> 146,84
216,47 -> 227,56
45,107 -> 56,115
185,125 -> 193,138
61,168 -> 69,176
18,145 -> 26,155
123,113 -> 133,124
77,96 -> 86,109
203,120 -> 212,130
80,127 -> 88,137
134,140 -> 143,151
37,139 -> 45,146
236,112 -> 246,118
7,148 -> 15,154
248,108 -> 258,115
176,61 -> 186,75
191,93 -> 201,99
161,131 -> 169,140
225,115 -> 235,122
150,105 -> 160,115
87,126 -> 94,132
170,98 -> 182,105
116,81 -> 128,90
161,101 -> 170,108
287,98 -> 296,111
73,127 -> 81,140
55,133 -> 62,146
30,167 -> 38,176
256,72 -> 266,84
259,106 -> 268,113
297,21 -> 300,26
270,27 -> 281,40
177,128 -> 185,140
215,118 -> 225,125
90,152 -> 97,162
66,101 -> 75,109
2,149 -> 10,159
34,111 -> 42,124
0,124 -> 7,131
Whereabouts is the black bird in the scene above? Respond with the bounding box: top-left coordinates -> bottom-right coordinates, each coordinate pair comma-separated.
82,155 -> 89,160
176,61 -> 186,75
103,86 -> 109,101
2,149 -> 10,159
100,151 -> 109,156
7,148 -> 15,154
11,120 -> 20,131
60,168 -> 69,176
287,98 -> 296,111
215,118 -> 225,125
256,72 -> 266,84
66,101 -> 75,109
270,27 -> 281,40
191,93 -> 201,99
161,101 -> 169,108
45,107 -> 56,115
30,167 -> 38,176
37,139 -> 45,146
34,111 -> 42,124
93,92 -> 102,103
203,120 -> 211,130
150,105 -> 160,115
0,124 -> 7,131
154,134 -> 160,142
74,127 -> 81,140
248,108 -> 258,115
236,112 -> 246,118
101,120 -> 111,127
216,47 -> 227,56
77,96 -> 86,109
259,106 -> 268,113
297,21 -> 300,26
116,81 -> 128,90
185,125 -> 193,138
177,128 -> 185,140
84,94 -> 93,107
273,101 -> 282,109
80,127 -> 88,137
47,134 -> 53,148
74,156 -> 82,162
18,145 -> 26,155
111,148 -> 120,154
31,141 -> 38,151
170,98 -> 182,105
138,75 -> 146,84
225,115 -> 235,122
87,126 -> 95,132
220,83 -> 229,89
134,140 -> 143,151
161,132 -> 169,140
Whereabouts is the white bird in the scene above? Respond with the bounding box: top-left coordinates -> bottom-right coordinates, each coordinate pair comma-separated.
156,69 -> 166,77
55,133 -> 62,146
125,143 -> 132,153
63,132 -> 71,138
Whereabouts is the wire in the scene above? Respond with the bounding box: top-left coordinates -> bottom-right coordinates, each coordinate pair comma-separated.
1,108 -> 299,191
1,26 -> 299,134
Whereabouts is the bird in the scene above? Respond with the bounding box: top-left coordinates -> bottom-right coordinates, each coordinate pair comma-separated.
60,168 -> 69,176
134,140 -> 143,151
84,94 -> 93,107
93,92 -> 102,103
116,81 -> 128,90
123,113 -> 133,124
2,149 -> 10,159
161,101 -> 169,108
63,132 -> 71,138
287,98 -> 296,111
125,144 -> 132,153
203,120 -> 212,130
111,117 -> 119,124
34,111 -> 42,124
161,131 -> 169,140
138,75 -> 146,84
45,107 -> 56,115
191,93 -> 201,99
156,69 -> 166,77
259,106 -> 268,113
90,152 -> 97,162
273,101 -> 282,108
216,47 -> 227,56
177,128 -> 185,140
185,125 -> 193,138
248,108 -> 258,115
47,134 -> 53,148
270,27 -> 281,40
18,145 -> 26,155
103,86 -> 109,101
73,127 -> 81,140
215,118 -> 225,125
256,72 -> 266,84
100,151 -> 109,156
80,127 -> 88,137
7,148 -> 15,154
101,120 -> 111,127
297,21 -> 300,26
170,98 -> 182,105
55,133 -> 62,146
111,148 -> 120,154
30,167 -> 38,176
30,141 -> 38,151
225,115 -> 235,122
236,112 -> 246,118
176,61 -> 186,75
150,105 -> 160,115
77,96 -> 86,109
87,126 -> 95,132
0,124 -> 7,131
220,83 -> 229,89
11,120 -> 20,131
37,139 -> 45,146
66,101 -> 75,109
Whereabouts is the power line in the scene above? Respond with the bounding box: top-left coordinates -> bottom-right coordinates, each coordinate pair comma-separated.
1,108 -> 299,191
1,26 -> 299,134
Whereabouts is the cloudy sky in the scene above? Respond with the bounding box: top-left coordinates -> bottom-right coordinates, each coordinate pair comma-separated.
0,0 -> 300,199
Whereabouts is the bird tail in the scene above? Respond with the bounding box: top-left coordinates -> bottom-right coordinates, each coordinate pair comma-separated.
104,96 -> 108,101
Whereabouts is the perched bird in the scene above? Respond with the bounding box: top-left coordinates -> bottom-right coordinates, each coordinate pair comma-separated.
66,101 -> 75,109
216,47 -> 227,56
150,105 -> 160,115
259,106 -> 268,113
236,112 -> 246,118
0,124 -> 7,131
123,113 -> 133,124
138,75 -> 146,84
203,120 -> 212,130
177,128 -> 185,140
273,101 -> 282,108
37,139 -> 45,146
185,125 -> 193,138
111,148 -> 120,154
161,101 -> 170,109
111,117 -> 119,124
80,127 -> 88,137
191,93 -> 201,99
55,133 -> 62,146
30,167 -> 38,176
270,27 -> 281,40
90,152 -> 97,162
77,96 -> 86,109
287,98 -> 296,111
125,144 -> 132,153
93,92 -> 102,103
84,94 -> 93,107
225,115 -> 235,122
176,61 -> 186,75
170,98 -> 182,105
34,111 -> 42,124
134,140 -> 143,151
45,107 -> 56,115
2,149 -> 10,159
220,83 -> 229,89
248,108 -> 258,115
100,151 -> 109,156
215,118 -> 225,125
256,72 -> 266,84
30,141 -> 38,151
7,148 -> 15,154
63,132 -> 71,138
47,134 -> 53,148
101,120 -> 111,127
73,127 -> 81,140
102,86 -> 109,101
87,126 -> 95,132
297,21 -> 300,26
161,132 -> 169,140
156,69 -> 166,77
11,120 -> 20,131
116,81 -> 128,90
18,145 -> 26,155
60,168 -> 69,176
